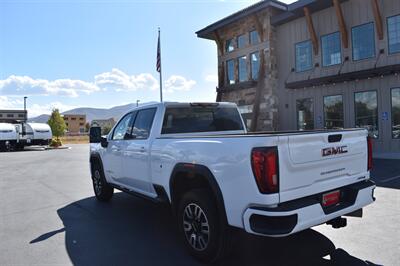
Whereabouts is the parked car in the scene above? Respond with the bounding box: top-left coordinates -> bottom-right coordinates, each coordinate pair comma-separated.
0,123 -> 18,151
89,102 -> 376,262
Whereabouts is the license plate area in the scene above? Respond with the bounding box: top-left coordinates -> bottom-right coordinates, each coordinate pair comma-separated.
322,190 -> 341,207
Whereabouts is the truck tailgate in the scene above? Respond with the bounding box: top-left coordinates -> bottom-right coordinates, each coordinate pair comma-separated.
278,129 -> 368,202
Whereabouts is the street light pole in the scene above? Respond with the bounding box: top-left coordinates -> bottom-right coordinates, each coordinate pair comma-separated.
23,96 -> 28,121
136,100 -> 140,107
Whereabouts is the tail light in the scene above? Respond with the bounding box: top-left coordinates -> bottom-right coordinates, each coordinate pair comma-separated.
251,147 -> 279,194
367,136 -> 373,171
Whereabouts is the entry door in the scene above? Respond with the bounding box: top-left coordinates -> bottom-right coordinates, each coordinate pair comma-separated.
381,87 -> 400,153
120,108 -> 157,196
102,112 -> 134,183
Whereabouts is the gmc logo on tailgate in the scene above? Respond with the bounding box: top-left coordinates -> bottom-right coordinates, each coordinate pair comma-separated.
322,146 -> 348,157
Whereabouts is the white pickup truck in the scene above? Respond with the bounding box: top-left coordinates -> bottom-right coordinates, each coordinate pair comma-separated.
89,102 -> 375,262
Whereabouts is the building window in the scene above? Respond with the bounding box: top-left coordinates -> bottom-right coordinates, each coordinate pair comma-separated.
355,91 -> 378,138
71,117 -> 76,120
225,38 -> 234,52
79,123 -> 84,126
251,52 -> 260,80
392,88 -> 400,139
352,23 -> 375,61
226,59 -> 235,84
250,30 -> 260,44
324,95 -> 344,129
388,15 -> 400,54
7,114 -> 13,118
64,117 -> 68,120
79,117 -> 84,120
296,98 -> 314,130
238,56 -> 247,82
18,114 -> 24,118
321,32 -> 341,66
0,114 -> 2,117
295,40 -> 312,72
66,122 -> 68,126
237,34 -> 247,49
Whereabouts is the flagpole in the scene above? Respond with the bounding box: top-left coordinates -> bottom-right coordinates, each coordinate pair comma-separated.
158,28 -> 163,102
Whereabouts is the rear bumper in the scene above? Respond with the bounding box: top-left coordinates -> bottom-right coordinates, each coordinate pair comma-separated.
243,180 -> 375,236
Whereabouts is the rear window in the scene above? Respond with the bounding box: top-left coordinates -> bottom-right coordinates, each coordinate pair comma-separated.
162,106 -> 244,134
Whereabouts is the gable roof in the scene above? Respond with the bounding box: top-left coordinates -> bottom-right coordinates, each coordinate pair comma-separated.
196,0 -> 287,40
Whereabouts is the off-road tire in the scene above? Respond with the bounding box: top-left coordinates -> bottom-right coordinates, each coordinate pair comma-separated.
92,163 -> 114,202
177,189 -> 231,263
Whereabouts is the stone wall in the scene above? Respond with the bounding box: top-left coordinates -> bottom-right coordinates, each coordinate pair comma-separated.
215,8 -> 279,131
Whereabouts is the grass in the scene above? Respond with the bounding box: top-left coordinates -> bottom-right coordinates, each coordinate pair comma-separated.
59,135 -> 89,144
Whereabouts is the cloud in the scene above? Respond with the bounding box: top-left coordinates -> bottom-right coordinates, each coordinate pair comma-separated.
0,68 -> 196,97
205,74 -> 218,83
0,75 -> 99,98
94,68 -> 158,91
164,75 -> 196,93
0,96 -> 77,117
0,96 -> 23,109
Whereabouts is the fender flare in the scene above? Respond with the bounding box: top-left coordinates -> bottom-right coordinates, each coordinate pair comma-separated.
169,163 -> 228,224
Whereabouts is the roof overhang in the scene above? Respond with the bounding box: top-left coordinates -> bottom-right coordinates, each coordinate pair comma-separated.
196,0 -> 287,40
286,64 -> 400,89
271,0 -> 349,26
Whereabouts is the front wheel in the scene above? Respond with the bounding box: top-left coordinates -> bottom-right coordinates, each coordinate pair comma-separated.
178,189 -> 231,263
92,164 -> 114,202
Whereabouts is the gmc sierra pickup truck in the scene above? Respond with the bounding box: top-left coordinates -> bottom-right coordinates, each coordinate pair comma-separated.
89,102 -> 375,262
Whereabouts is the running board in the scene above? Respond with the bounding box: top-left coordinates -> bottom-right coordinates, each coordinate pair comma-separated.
109,182 -> 170,205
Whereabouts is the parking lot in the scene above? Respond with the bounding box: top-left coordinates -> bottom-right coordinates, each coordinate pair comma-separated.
0,144 -> 399,266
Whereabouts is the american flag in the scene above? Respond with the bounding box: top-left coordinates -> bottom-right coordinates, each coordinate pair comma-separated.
156,30 -> 161,73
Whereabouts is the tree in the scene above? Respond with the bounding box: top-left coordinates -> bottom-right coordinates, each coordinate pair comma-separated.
85,122 -> 90,132
103,125 -> 112,135
47,108 -> 67,141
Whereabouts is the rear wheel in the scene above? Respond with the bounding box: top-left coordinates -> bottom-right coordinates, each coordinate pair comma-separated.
178,189 -> 231,263
92,163 -> 113,202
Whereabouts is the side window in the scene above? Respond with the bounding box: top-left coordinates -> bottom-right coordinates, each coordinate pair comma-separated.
132,108 -> 157,139
112,113 -> 133,140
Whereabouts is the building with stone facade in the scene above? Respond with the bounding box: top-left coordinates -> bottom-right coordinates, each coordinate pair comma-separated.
197,0 -> 400,157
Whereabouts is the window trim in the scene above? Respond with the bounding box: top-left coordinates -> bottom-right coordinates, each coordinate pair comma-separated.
226,59 -> 236,85
323,94 -> 344,129
351,22 -> 376,61
387,14 -> 400,55
249,29 -> 260,45
225,38 -> 235,53
321,31 -> 342,67
111,111 -> 135,141
390,87 -> 400,139
295,97 -> 315,130
353,90 -> 379,139
250,51 -> 260,81
295,40 -> 313,73
238,55 -> 248,82
237,33 -> 247,49
130,107 -> 157,140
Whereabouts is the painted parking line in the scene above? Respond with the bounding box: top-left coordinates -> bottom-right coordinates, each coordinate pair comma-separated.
380,175 -> 400,183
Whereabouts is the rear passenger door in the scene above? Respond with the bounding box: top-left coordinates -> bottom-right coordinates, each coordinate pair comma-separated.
120,108 -> 157,196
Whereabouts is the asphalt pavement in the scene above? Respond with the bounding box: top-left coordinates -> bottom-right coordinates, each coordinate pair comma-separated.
0,144 -> 399,266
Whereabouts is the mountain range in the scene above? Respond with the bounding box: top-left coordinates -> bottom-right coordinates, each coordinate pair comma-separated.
28,102 -> 156,123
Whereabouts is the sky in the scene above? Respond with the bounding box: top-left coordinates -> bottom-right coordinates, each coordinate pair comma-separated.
0,0 -> 295,118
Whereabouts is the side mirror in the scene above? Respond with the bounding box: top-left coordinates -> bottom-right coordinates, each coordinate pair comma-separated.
100,136 -> 108,148
89,126 -> 101,143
